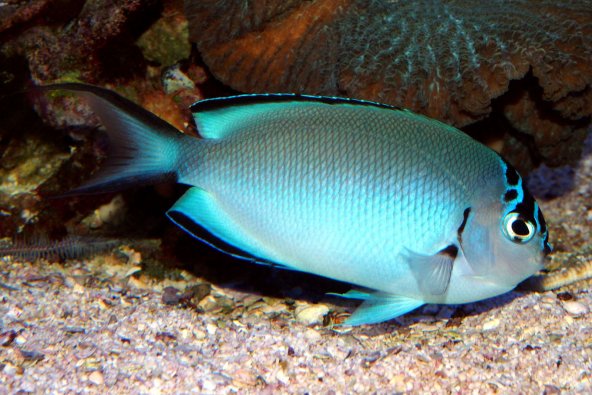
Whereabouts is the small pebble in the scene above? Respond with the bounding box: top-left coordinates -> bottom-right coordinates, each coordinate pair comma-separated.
201,378 -> 217,392
206,323 -> 217,336
389,373 -> 408,393
64,326 -> 86,334
96,195 -> 126,226
88,371 -> 105,385
198,295 -> 220,312
0,330 -> 17,346
1,362 -> 23,376
295,304 -> 330,325
232,368 -> 259,386
163,65 -> 196,94
20,349 -> 44,362
127,276 -> 149,290
540,295 -> 557,305
124,265 -> 142,278
186,283 -> 212,302
149,378 -> 164,395
72,283 -> 85,294
162,286 -> 182,305
562,301 -> 589,316
304,328 -> 322,341
557,292 -> 574,301
482,318 -> 501,331
543,384 -> 561,395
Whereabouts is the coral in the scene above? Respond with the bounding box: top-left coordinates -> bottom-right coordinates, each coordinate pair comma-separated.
520,131 -> 592,292
185,0 -> 592,169
2,0 -> 155,83
0,0 -> 210,239
526,259 -> 592,291
0,0 -> 52,33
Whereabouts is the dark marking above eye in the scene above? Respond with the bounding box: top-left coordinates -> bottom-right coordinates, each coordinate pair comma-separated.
500,158 -> 521,186
504,189 -> 518,202
505,165 -> 520,186
513,189 -> 537,225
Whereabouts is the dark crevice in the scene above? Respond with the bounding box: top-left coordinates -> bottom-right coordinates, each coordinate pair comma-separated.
187,45 -> 238,98
463,70 -> 589,172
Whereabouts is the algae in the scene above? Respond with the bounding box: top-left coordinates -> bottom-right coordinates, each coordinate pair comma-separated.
136,13 -> 190,67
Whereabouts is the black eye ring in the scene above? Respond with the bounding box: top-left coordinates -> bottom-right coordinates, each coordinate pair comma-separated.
503,212 -> 535,243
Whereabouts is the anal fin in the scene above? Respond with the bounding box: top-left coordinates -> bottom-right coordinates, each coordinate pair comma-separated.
330,290 -> 424,326
167,187 -> 285,267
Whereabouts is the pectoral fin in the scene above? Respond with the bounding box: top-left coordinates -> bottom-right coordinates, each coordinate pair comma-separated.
329,290 -> 424,326
405,245 -> 457,296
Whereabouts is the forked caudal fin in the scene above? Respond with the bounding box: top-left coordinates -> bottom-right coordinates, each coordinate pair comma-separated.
40,83 -> 185,194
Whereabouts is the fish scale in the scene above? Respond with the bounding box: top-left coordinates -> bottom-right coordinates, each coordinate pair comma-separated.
190,106 -> 484,284
43,84 -> 550,325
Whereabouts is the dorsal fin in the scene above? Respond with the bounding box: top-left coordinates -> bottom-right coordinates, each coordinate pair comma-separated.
189,93 -> 399,139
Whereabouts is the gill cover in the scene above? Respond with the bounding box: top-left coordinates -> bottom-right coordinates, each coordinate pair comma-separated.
460,160 -> 550,286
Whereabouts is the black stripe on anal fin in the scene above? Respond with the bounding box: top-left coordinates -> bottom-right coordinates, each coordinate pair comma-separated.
167,210 -> 281,268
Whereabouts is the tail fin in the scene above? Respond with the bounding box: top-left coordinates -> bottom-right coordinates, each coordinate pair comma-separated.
41,83 -> 184,195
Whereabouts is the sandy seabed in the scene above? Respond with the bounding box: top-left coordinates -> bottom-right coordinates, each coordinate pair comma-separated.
1,135 -> 591,394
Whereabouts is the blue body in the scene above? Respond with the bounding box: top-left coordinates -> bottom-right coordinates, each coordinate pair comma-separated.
51,84 -> 551,325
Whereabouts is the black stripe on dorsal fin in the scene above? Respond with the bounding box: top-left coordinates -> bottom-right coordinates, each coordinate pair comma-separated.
189,93 -> 400,114
189,93 -> 403,140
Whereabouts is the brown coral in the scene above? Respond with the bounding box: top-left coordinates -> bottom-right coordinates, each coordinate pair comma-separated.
0,0 -> 52,33
185,0 -> 592,168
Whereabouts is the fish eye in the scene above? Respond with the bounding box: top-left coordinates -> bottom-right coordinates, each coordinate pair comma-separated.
502,212 -> 535,243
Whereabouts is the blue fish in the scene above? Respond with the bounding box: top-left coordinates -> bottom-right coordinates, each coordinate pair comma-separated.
47,83 -> 551,325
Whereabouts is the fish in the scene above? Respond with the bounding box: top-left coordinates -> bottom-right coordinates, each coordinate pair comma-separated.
43,83 -> 551,325
0,234 -> 120,262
